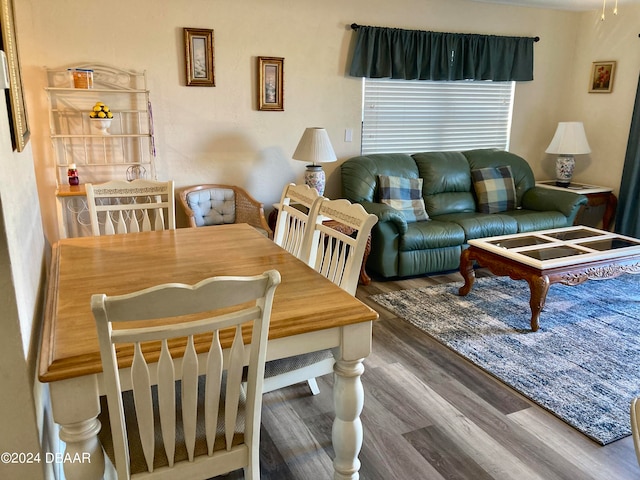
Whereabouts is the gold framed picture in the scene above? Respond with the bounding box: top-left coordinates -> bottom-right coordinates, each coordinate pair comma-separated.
0,0 -> 29,151
184,28 -> 215,87
258,56 -> 284,111
589,61 -> 616,93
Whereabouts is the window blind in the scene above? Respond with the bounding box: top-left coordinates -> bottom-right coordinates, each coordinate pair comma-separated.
361,78 -> 515,155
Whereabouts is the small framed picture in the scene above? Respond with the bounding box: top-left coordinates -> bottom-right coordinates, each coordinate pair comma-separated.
589,61 -> 616,93
184,28 -> 215,87
258,57 -> 284,111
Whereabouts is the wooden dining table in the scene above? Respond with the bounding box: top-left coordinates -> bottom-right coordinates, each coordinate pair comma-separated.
39,223 -> 378,480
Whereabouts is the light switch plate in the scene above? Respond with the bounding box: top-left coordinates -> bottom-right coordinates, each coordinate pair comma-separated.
345,128 -> 353,142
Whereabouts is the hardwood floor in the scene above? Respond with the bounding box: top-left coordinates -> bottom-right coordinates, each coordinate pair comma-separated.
221,270 -> 640,479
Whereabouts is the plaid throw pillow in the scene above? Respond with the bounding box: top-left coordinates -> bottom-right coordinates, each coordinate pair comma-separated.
378,175 -> 429,223
471,165 -> 517,214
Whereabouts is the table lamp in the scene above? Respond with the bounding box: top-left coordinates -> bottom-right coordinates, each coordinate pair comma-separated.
292,127 -> 337,196
545,122 -> 591,187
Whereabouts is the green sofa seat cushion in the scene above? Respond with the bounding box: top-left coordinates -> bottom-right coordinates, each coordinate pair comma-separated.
399,220 -> 465,252
433,212 -> 518,240
501,209 -> 570,232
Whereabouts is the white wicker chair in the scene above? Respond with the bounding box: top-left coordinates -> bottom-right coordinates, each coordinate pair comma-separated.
179,184 -> 272,238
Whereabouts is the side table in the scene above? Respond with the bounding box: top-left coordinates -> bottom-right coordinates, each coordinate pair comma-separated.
268,204 -> 372,285
536,181 -> 617,231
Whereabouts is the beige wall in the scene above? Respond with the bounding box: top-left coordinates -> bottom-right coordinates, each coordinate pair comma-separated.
13,0 -> 639,244
564,7 -> 640,188
0,59 -> 48,480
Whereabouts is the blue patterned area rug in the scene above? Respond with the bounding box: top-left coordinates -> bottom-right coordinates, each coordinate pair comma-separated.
370,274 -> 640,445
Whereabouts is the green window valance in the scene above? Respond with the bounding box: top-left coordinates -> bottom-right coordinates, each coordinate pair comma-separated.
349,25 -> 536,81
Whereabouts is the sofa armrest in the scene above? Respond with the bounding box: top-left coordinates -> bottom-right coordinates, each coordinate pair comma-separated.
521,187 -> 588,220
360,201 -> 408,234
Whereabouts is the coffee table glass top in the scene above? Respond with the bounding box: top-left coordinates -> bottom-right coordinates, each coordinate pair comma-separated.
469,226 -> 640,269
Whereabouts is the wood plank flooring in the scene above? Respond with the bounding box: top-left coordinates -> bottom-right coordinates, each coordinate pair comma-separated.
220,270 -> 640,479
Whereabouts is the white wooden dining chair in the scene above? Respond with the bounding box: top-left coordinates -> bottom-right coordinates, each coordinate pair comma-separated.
302,198 -> 378,296
262,183 -> 325,395
272,183 -> 322,258
86,179 -> 176,236
92,270 -> 280,479
262,196 -> 377,396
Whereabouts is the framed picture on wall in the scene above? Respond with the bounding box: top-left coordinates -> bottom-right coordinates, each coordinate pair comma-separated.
184,28 -> 215,87
589,61 -> 616,93
0,0 -> 30,151
258,56 -> 284,111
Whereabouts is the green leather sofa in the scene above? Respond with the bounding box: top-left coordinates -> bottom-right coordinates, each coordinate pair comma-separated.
341,149 -> 588,278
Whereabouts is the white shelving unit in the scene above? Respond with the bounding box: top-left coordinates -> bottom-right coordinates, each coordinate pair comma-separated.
47,64 -> 157,238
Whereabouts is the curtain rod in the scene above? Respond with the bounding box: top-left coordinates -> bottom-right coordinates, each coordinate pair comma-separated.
349,23 -> 540,42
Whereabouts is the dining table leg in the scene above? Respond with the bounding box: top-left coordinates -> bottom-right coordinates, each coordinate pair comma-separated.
49,376 -> 105,480
332,321 -> 372,480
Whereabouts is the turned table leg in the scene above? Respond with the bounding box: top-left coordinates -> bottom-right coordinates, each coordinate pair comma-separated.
526,275 -> 550,332
332,322 -> 372,480
50,376 -> 105,480
459,248 -> 476,296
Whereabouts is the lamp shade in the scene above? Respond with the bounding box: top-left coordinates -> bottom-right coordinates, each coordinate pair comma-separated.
292,127 -> 337,165
545,122 -> 591,155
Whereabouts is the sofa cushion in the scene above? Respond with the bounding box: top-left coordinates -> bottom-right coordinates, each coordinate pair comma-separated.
500,209 -> 570,232
399,220 -> 465,251
378,175 -> 429,223
471,165 -> 517,214
432,212 -> 518,240
412,152 -> 476,216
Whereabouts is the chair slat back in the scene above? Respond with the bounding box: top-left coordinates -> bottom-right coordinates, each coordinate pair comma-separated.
86,179 -> 176,236
92,271 -> 280,479
273,183 -> 322,259
302,198 -> 377,296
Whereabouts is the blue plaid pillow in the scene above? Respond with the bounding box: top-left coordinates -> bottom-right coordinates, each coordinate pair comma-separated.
471,165 -> 517,214
378,175 -> 429,223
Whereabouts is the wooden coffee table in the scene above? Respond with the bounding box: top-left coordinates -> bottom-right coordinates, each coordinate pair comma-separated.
459,226 -> 640,331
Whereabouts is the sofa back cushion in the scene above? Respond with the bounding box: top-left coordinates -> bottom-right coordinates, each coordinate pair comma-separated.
412,152 -> 476,216
341,154 -> 420,203
462,149 -> 535,206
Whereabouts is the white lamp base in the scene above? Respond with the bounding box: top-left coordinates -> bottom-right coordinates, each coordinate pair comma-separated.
304,165 -> 326,196
555,155 -> 575,187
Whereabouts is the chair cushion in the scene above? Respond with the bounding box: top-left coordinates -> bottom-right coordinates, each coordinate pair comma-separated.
264,350 -> 333,378
187,188 -> 236,227
471,165 -> 517,214
378,175 -> 429,223
99,376 -> 245,475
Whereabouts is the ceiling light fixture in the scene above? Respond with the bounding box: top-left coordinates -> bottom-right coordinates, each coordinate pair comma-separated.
601,0 -> 619,21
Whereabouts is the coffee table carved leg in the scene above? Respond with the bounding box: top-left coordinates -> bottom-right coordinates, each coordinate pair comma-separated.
459,248 -> 476,296
526,275 -> 550,332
